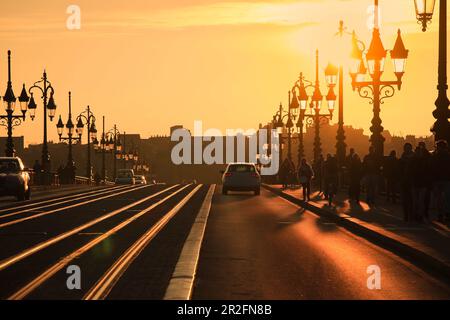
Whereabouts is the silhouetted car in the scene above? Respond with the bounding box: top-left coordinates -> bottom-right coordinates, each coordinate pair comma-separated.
115,169 -> 135,185
221,163 -> 261,196
134,175 -> 147,185
0,157 -> 31,201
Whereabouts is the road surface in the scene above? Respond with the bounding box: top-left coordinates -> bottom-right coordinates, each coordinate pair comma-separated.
0,184 -> 448,300
193,187 -> 450,300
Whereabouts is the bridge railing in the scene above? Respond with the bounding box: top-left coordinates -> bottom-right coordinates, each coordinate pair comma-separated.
28,170 -> 118,187
74,176 -> 92,185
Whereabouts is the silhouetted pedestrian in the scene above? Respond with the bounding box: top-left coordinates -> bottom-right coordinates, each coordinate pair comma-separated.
57,165 -> 64,185
298,158 -> 314,202
286,157 -> 296,188
94,172 -> 101,186
323,154 -> 338,205
33,160 -> 41,185
411,142 -> 432,222
313,154 -> 325,193
349,153 -> 363,202
363,146 -> 380,206
279,158 -> 291,189
383,150 -> 399,203
345,148 -> 356,191
430,140 -> 450,224
399,143 -> 415,222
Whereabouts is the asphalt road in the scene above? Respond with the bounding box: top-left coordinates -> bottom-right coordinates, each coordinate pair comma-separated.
0,184 -> 448,300
192,187 -> 450,300
0,183 -> 209,300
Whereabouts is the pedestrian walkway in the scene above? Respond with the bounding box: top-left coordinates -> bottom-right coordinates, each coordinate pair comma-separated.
265,184 -> 450,282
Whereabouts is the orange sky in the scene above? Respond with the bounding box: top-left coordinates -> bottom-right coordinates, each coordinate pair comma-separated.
0,0 -> 448,145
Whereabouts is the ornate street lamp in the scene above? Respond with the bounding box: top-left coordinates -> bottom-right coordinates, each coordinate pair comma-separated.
115,131 -> 137,169
292,50 -> 336,164
413,0 -> 450,144
75,106 -> 97,180
28,69 -> 57,176
0,51 -> 30,157
92,122 -> 123,180
328,21 -> 351,167
273,96 -> 296,163
107,126 -> 121,180
56,92 -> 82,184
97,116 -> 107,181
350,0 -> 408,159
414,0 -> 437,31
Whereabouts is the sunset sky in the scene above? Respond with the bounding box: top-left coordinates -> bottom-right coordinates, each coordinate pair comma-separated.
0,0 -> 448,145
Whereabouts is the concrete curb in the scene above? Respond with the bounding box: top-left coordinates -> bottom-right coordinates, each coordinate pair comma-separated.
164,185 -> 216,300
263,184 -> 450,284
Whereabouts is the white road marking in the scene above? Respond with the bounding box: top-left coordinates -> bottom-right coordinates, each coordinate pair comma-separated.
84,184 -> 204,300
8,184 -> 189,300
164,185 -> 215,300
0,185 -> 178,273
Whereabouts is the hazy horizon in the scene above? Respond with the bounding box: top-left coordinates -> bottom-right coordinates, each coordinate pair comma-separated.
0,0 -> 448,146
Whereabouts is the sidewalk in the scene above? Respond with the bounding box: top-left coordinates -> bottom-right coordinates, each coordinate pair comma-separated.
264,184 -> 450,283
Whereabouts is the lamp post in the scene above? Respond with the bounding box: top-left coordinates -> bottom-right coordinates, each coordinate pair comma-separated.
28,70 -> 57,175
93,122 -> 123,181
56,92 -> 82,184
414,0 -> 450,143
0,50 -> 30,157
118,131 -> 127,169
116,132 -> 139,170
350,0 -> 409,159
335,20 -> 348,167
127,142 -> 139,171
289,84 -> 304,165
75,106 -> 97,180
273,98 -> 295,160
92,116 -> 107,181
105,125 -> 122,180
291,50 -> 336,164
135,157 -> 150,176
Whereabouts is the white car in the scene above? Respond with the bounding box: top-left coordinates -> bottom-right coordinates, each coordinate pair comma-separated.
134,175 -> 147,185
221,163 -> 261,196
115,169 -> 135,185
0,157 -> 31,201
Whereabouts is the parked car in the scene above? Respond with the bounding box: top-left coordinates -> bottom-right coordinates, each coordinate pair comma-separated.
0,157 -> 31,201
115,169 -> 135,185
134,175 -> 147,185
221,163 -> 261,196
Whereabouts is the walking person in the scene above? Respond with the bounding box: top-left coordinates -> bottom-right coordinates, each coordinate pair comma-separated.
279,158 -> 291,189
383,150 -> 399,203
286,157 -> 296,188
399,143 -> 415,222
349,153 -> 363,202
345,148 -> 356,193
313,154 -> 325,194
430,140 -> 450,224
323,154 -> 338,206
298,159 -> 314,202
94,172 -> 102,186
33,160 -> 41,186
57,165 -> 64,185
411,142 -> 432,222
362,146 -> 380,206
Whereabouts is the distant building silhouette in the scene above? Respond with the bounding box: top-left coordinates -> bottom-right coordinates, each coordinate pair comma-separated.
0,136 -> 24,156
13,124 -> 436,184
